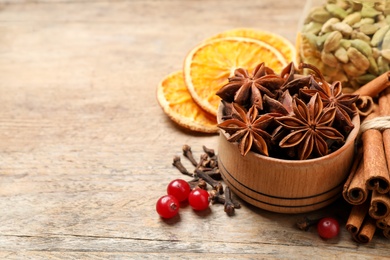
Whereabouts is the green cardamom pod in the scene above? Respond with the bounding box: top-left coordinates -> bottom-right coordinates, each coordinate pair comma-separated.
355,74 -> 377,85
350,39 -> 372,56
359,23 -> 379,35
324,31 -> 343,52
381,28 -> 390,50
334,47 -> 349,63
361,4 -> 381,18
368,56 -> 379,75
331,22 -> 353,36
310,8 -> 332,23
371,24 -> 390,46
326,3 -> 348,19
347,47 -> 370,71
342,12 -> 362,25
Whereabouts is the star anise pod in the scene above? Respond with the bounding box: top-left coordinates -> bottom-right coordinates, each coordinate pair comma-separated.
263,90 -> 294,142
218,103 -> 273,156
275,93 -> 344,160
216,62 -> 285,110
299,63 -> 358,133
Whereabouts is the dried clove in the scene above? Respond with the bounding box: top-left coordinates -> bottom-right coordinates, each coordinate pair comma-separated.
224,186 -> 236,215
172,155 -> 193,177
296,216 -> 321,231
209,189 -> 241,208
188,178 -> 207,190
182,144 -> 198,166
204,168 -> 221,180
171,144 -> 241,216
195,168 -> 223,194
203,145 -> 216,158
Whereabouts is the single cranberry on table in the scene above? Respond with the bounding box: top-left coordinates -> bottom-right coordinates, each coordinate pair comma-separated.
188,188 -> 210,211
156,195 -> 180,219
317,217 -> 340,239
167,179 -> 191,202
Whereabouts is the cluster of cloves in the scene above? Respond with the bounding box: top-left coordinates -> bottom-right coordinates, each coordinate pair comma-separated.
172,144 -> 241,215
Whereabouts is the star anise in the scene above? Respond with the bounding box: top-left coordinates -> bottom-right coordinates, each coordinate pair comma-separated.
275,93 -> 344,160
218,103 -> 273,156
299,63 -> 358,133
263,90 -> 294,142
216,62 -> 285,110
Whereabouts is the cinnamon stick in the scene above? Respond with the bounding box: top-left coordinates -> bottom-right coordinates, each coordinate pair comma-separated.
343,156 -> 369,205
355,95 -> 374,116
346,201 -> 370,236
353,71 -> 390,98
379,88 -> 390,173
356,217 -> 377,244
369,190 -> 390,219
361,111 -> 390,194
376,215 -> 390,230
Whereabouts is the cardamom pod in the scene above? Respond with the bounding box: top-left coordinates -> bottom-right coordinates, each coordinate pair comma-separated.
371,24 -> 390,46
321,51 -> 339,67
335,0 -> 350,11
347,47 -> 370,70
303,21 -> 323,35
342,12 -> 361,25
310,8 -> 332,23
326,3 -> 348,19
316,32 -> 330,48
340,39 -> 352,49
378,56 -> 390,74
355,74 -> 377,85
381,49 -> 390,61
381,29 -> 390,50
323,31 -> 343,52
374,2 -> 386,12
352,17 -> 375,28
350,39 -> 372,56
342,62 -> 366,77
351,31 -> 371,42
361,4 -> 381,18
359,23 -> 379,35
334,47 -> 349,63
331,22 -> 353,36
372,47 -> 381,59
320,17 -> 340,34
304,6 -> 324,24
368,56 -> 379,75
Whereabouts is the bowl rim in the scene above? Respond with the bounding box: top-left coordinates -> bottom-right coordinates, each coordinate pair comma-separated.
217,101 -> 361,164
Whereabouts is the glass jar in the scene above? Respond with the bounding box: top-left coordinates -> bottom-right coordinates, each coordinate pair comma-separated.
297,0 -> 390,92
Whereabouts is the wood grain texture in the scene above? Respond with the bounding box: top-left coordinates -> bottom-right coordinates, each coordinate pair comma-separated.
0,0 -> 388,259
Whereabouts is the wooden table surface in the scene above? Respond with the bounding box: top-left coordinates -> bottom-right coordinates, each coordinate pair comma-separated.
0,0 -> 388,259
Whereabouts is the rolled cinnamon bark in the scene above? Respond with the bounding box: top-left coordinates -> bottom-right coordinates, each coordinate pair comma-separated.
379,88 -> 390,173
343,158 -> 369,205
356,217 -> 377,244
362,111 -> 390,194
346,201 -> 370,236
355,96 -> 374,116
376,215 -> 390,230
369,190 -> 390,220
353,71 -> 390,98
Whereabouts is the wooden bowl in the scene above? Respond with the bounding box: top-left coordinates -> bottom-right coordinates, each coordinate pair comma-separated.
217,102 -> 360,214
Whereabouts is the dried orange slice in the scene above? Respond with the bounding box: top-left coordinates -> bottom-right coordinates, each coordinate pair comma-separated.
207,28 -> 296,64
184,36 -> 288,116
157,71 -> 218,134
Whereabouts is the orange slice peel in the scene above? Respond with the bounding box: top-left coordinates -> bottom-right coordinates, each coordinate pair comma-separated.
156,71 -> 219,134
